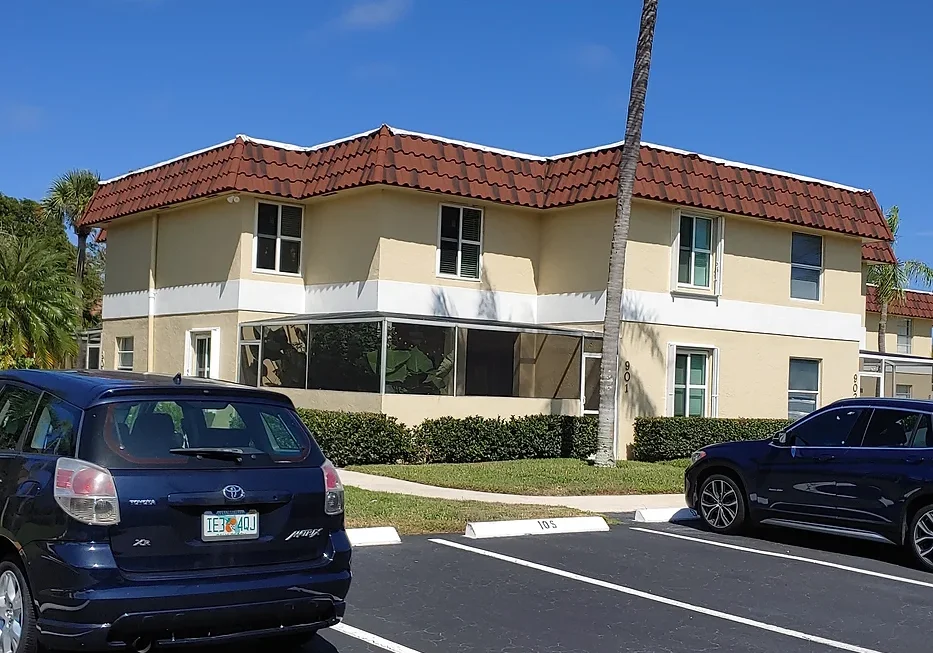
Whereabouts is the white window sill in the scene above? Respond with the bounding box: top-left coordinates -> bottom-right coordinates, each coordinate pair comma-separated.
670,288 -> 720,302
789,295 -> 822,305
252,268 -> 303,279
436,273 -> 481,283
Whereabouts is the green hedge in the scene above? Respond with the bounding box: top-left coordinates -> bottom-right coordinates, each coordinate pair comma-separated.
632,417 -> 790,462
297,409 -> 596,467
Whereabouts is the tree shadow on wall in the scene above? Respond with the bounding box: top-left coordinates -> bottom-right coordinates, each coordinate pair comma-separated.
618,294 -> 664,420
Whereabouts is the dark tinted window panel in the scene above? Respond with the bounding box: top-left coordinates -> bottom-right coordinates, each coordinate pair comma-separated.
261,325 -> 308,388
0,386 -> 41,450
307,322 -> 381,393
789,407 -> 862,447
25,395 -> 80,456
861,409 -> 922,447
280,205 -> 303,238
791,233 -> 822,267
462,329 -> 519,397
440,206 -> 460,239
460,243 -> 480,279
461,208 -> 482,241
240,325 -> 261,342
279,239 -> 301,274
256,236 -> 277,270
385,322 -> 455,395
239,344 -> 260,387
438,239 -> 458,275
257,203 -> 279,236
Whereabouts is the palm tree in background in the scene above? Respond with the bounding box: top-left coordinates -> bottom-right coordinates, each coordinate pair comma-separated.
595,0 -> 659,467
0,235 -> 80,368
868,206 -> 933,353
42,169 -> 100,290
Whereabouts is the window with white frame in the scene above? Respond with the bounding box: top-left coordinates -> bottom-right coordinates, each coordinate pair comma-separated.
116,337 -> 134,372
438,204 -> 482,280
673,350 -> 709,417
255,202 -> 302,274
678,215 -> 714,288
897,318 -> 912,354
790,233 -> 822,301
186,329 -> 220,379
895,384 -> 913,399
86,343 -> 100,370
788,358 -> 820,420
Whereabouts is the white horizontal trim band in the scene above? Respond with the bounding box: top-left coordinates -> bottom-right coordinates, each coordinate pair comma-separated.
103,280 -> 863,342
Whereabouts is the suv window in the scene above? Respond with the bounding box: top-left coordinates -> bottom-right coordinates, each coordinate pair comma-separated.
80,399 -> 323,469
859,409 -> 924,448
0,386 -> 41,450
25,394 -> 80,456
911,414 -> 933,448
788,407 -> 863,447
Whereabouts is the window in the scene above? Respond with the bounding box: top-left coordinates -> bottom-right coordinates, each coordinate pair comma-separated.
26,394 -> 80,456
0,386 -> 41,450
437,205 -> 482,280
308,322 -> 382,392
261,324 -> 308,388
255,202 -> 302,274
897,319 -> 912,354
859,409 -> 924,447
385,322 -> 455,395
790,233 -> 822,301
910,414 -> 933,448
788,358 -> 820,420
116,337 -> 134,371
238,326 -> 260,387
788,407 -> 862,447
86,342 -> 100,370
674,351 -> 708,417
678,215 -> 713,288
896,384 -> 913,399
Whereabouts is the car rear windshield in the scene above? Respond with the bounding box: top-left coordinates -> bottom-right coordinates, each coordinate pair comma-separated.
79,398 -> 324,469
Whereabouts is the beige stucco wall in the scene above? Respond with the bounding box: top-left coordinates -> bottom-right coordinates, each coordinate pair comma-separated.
374,188 -> 540,293
865,313 -> 933,356
100,317 -> 149,372
103,216 -> 152,295
616,322 -> 858,456
275,389 -> 383,413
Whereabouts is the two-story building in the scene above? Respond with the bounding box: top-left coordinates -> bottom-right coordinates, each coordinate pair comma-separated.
859,242 -> 933,400
80,125 -> 893,458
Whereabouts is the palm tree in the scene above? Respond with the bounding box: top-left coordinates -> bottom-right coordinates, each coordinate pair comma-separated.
595,0 -> 659,467
0,235 -> 80,368
42,169 -> 100,288
868,206 -> 933,353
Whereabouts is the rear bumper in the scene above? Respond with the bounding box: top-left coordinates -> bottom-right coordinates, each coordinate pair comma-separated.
28,532 -> 351,650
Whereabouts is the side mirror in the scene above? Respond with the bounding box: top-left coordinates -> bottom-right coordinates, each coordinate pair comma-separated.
772,430 -> 789,445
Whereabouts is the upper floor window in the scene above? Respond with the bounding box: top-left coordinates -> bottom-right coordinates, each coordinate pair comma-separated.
790,233 -> 822,301
897,318 -> 912,354
678,215 -> 713,288
255,202 -> 302,275
437,205 -> 482,280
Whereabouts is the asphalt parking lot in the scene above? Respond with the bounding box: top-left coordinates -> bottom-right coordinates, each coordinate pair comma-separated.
286,518 -> 933,653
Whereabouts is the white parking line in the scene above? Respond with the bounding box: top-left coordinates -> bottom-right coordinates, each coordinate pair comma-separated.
331,622 -> 425,653
430,538 -> 884,653
631,527 -> 933,590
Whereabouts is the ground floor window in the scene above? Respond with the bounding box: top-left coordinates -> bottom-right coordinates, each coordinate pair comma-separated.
674,351 -> 708,417
116,337 -> 134,371
186,329 -> 219,379
896,384 -> 913,399
788,358 -> 820,420
582,337 -> 602,415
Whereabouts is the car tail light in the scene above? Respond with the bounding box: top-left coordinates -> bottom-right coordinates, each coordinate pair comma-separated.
322,460 -> 344,516
54,458 -> 121,526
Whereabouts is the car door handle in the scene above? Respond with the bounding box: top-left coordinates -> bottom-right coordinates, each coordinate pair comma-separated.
905,456 -> 926,465
816,454 -> 835,463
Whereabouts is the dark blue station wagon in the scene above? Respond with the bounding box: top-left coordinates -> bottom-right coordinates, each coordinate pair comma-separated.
686,397 -> 933,571
0,370 -> 350,652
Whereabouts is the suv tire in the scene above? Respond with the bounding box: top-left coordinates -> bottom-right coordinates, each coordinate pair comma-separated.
0,557 -> 37,653
908,504 -> 933,572
697,473 -> 747,535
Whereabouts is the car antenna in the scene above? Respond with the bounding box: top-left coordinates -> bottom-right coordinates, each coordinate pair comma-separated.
173,373 -> 182,386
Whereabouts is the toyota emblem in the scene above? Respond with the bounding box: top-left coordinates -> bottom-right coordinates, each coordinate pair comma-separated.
222,485 -> 245,501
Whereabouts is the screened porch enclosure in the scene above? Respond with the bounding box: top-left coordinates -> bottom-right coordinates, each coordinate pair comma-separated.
859,352 -> 933,401
237,312 -> 603,413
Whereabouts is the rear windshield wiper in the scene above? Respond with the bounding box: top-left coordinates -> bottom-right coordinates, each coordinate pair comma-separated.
168,447 -> 264,461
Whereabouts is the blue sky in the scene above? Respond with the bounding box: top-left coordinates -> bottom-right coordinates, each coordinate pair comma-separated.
2,1 -> 930,262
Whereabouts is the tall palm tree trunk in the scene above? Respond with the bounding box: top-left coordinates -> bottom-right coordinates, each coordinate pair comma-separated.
878,300 -> 888,354
595,0 -> 659,467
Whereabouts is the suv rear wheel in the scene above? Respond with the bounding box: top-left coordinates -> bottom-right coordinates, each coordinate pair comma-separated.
909,505 -> 933,572
0,558 -> 36,653
698,473 -> 746,534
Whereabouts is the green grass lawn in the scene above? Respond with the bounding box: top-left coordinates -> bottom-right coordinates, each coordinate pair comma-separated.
347,457 -> 690,496
344,486 -> 590,534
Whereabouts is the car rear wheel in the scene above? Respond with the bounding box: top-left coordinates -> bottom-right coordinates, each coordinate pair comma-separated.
909,505 -> 933,572
698,474 -> 746,534
0,559 -> 36,653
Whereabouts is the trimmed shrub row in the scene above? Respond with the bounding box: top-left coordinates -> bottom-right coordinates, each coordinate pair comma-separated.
296,408 -> 597,467
631,416 -> 790,462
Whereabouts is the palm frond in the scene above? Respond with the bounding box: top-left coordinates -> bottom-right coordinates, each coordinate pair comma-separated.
42,169 -> 100,232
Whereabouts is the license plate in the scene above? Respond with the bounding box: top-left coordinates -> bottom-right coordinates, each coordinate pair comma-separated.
201,510 -> 260,541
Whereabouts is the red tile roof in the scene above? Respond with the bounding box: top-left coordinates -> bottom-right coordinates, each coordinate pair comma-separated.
862,240 -> 895,264
866,284 -> 933,319
81,125 -> 893,242
95,229 -> 106,244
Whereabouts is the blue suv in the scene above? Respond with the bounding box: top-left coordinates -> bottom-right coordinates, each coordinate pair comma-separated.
685,397 -> 933,571
0,370 -> 351,652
